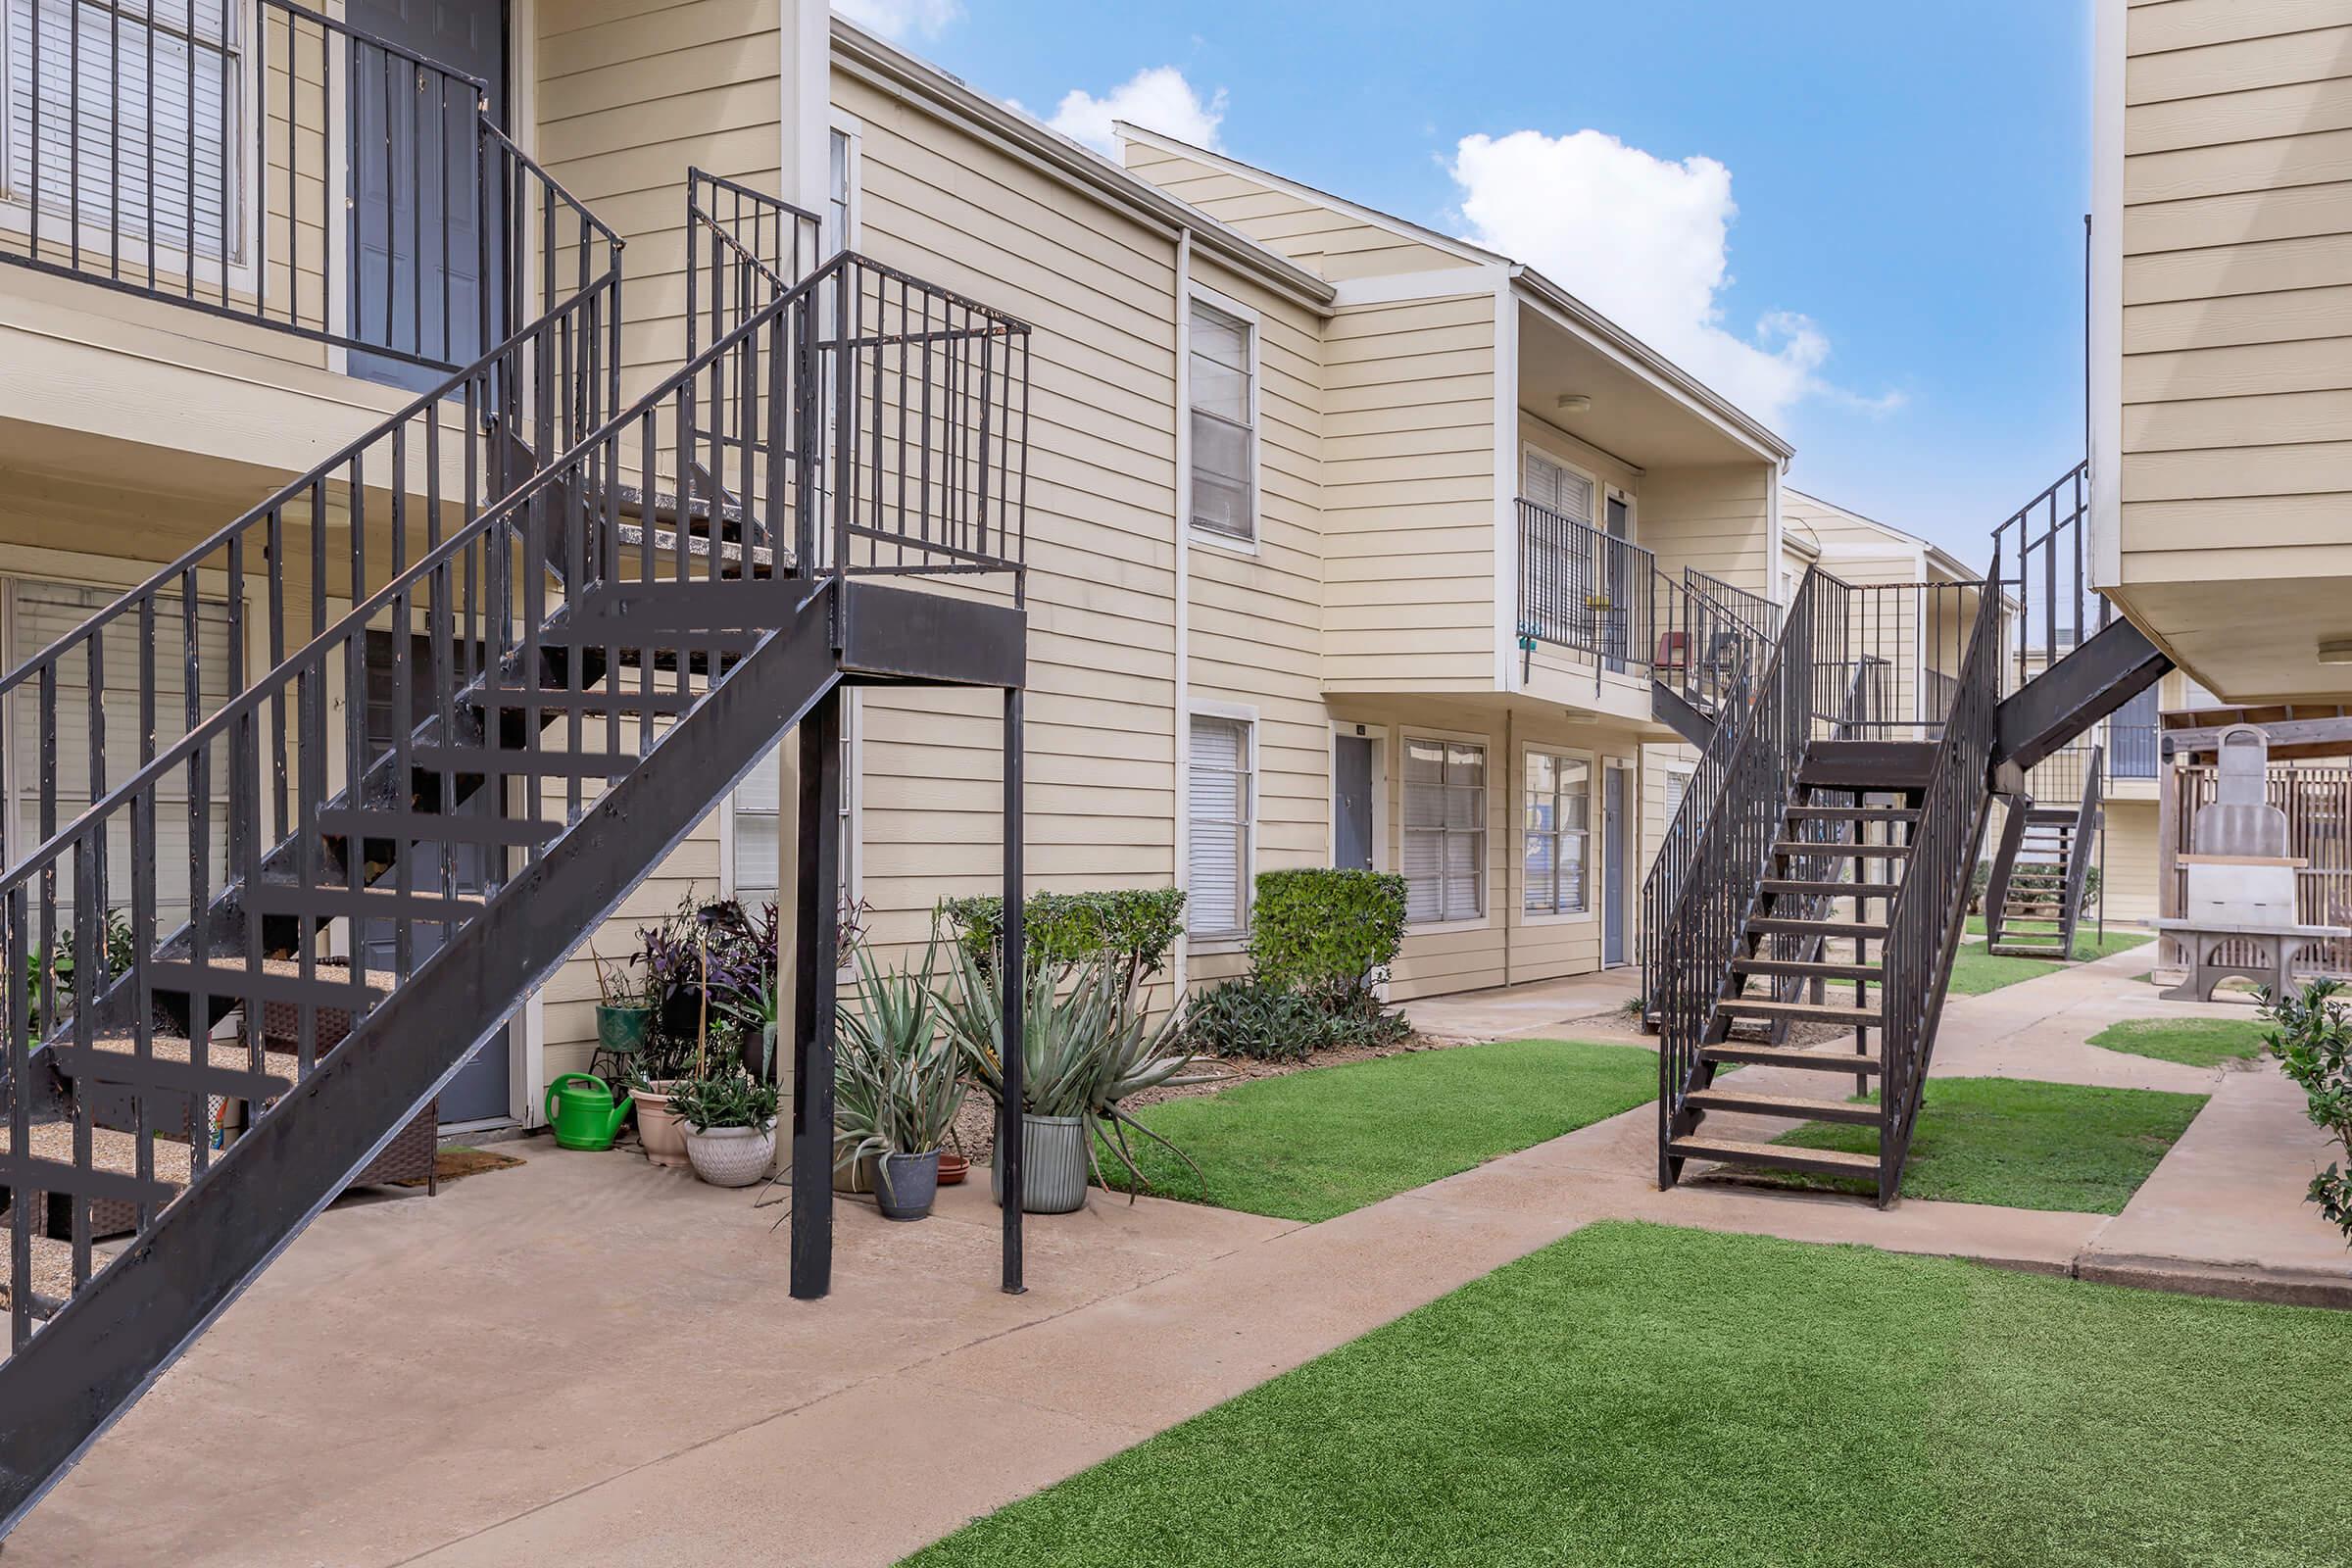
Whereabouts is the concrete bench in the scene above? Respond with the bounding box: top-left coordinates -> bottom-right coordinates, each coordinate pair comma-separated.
2152,919 -> 2352,1004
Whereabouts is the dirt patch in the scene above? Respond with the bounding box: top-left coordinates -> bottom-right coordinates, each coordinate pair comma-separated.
390,1145 -> 527,1189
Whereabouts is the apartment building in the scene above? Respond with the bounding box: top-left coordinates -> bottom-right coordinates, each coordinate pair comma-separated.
0,0 -> 1795,1153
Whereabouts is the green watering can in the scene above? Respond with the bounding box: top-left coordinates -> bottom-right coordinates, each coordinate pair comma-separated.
545,1073 -> 630,1152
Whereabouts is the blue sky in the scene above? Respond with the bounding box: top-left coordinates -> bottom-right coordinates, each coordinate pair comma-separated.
843,0 -> 2094,564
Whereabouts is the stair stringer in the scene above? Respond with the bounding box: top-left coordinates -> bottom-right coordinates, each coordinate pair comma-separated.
1981,793 -> 2031,952
0,585 -> 845,1536
1878,784 -> 1995,1202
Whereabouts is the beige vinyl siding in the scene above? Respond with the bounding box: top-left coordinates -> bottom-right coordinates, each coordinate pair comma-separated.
1121,139 -> 1481,283
2118,0 -> 2352,585
1322,290 -> 1497,692
1638,462 -> 1776,603
536,0 -> 786,401
831,65 -> 1189,957
2100,797 -> 2161,924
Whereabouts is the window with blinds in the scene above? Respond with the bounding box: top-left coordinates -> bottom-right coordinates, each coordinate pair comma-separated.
1523,751 -> 1592,915
1523,451 -> 1593,524
1664,767 -> 1690,818
4,577 -> 231,932
1189,298 -> 1255,543
2,0 -> 243,261
1402,736 -> 1485,924
732,716 -> 854,908
1187,714 -> 1250,937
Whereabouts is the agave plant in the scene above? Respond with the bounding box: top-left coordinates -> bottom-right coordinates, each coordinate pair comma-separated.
935,944 -> 1220,1200
835,939 -> 965,1191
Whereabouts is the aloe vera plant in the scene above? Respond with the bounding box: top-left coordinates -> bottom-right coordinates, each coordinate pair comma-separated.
936,943 -> 1220,1199
835,939 -> 966,1186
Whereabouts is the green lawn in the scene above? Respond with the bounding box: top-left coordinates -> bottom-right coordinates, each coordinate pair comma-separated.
1102,1038 -> 1656,1223
904,1223 -> 2352,1568
1768,1076 -> 2205,1212
2089,1015 -> 2270,1069
1949,921 -> 2153,995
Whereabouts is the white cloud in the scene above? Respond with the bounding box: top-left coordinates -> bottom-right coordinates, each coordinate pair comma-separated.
832,0 -> 961,42
1044,66 -> 1225,157
1448,128 -> 1899,426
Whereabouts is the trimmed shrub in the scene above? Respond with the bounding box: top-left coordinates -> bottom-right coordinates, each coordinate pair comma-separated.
2263,979 -> 2352,1244
940,888 -> 1186,983
1247,868 -> 1408,1002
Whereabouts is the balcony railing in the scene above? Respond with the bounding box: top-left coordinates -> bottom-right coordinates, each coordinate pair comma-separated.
0,0 -> 560,371
1516,497 -> 1654,675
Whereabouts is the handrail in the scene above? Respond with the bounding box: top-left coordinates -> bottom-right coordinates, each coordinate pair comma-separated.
1873,565 -> 2003,1198
1515,497 -> 1655,675
1990,458 -> 2094,696
2062,744 -> 2105,958
0,249 -> 1029,894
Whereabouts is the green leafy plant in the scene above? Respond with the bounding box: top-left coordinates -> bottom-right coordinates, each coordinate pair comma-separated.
2262,979 -> 2352,1244
940,889 -> 1186,987
836,940 -> 965,1184
1181,979 -> 1327,1062
936,947 -> 1220,1198
27,909 -> 138,1035
664,1065 -> 780,1132
1247,869 -> 1407,1005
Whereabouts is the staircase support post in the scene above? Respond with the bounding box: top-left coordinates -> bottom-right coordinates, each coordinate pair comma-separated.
1000,685 -> 1026,1296
790,690 -> 843,1301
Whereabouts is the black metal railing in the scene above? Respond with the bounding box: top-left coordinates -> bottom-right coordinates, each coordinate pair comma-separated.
0,243 -> 1029,1358
1685,567 -> 1781,642
1991,459 -> 2095,699
0,0 -> 576,369
1654,565 -> 1826,1162
1515,498 -> 1653,675
1873,570 -> 2001,1200
0,152 -> 619,925
685,168 -> 822,358
1808,581 -> 1982,742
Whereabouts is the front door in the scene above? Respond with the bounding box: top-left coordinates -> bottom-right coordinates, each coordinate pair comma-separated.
1602,762 -> 1629,966
359,630 -> 510,1123
346,0 -> 507,389
1334,733 -> 1376,871
1603,492 -> 1632,673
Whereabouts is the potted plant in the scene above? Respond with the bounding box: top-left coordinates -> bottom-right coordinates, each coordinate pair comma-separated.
668,1026 -> 781,1188
835,941 -> 964,1221
937,946 -> 1214,1214
626,1027 -> 699,1167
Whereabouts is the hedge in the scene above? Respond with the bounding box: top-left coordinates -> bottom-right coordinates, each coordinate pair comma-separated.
940,888 -> 1186,980
1247,868 -> 1407,999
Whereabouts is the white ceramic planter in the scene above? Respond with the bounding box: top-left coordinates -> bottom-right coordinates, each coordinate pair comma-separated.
684,1120 -> 777,1188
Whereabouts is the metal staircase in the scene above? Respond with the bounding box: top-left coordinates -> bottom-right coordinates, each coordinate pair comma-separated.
0,162 -> 1032,1531
1655,462 -> 2172,1203
1984,751 -> 2102,960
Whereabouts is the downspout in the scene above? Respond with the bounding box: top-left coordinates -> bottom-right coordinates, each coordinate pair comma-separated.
1172,228 -> 1195,993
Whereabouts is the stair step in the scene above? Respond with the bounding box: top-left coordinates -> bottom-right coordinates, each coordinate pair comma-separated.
615,521 -> 776,575
1668,1137 -> 1882,1179
1747,916 -> 1889,939
2025,808 -> 2079,824
1786,805 -> 1920,822
1772,841 -> 1911,859
317,808 -> 562,849
472,686 -> 697,716
410,747 -> 638,780
51,1030 -> 295,1105
1799,740 -> 1936,790
1728,957 -> 1885,982
1720,998 -> 1880,1027
1759,880 -> 1895,902
1685,1089 -> 1881,1126
1992,944 -> 2068,957
1702,1043 -> 1885,1074
235,885 -> 488,924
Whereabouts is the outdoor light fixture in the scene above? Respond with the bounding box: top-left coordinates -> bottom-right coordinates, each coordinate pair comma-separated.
1555,393 -> 1592,415
2320,638 -> 2352,665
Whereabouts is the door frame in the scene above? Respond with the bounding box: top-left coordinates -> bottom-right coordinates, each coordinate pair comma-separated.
1328,719 -> 1389,871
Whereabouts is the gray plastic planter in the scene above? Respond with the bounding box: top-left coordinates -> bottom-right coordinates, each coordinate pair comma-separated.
876,1151 -> 941,1221
991,1112 -> 1088,1213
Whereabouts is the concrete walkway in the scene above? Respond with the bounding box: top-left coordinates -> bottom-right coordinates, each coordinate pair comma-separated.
1402,967 -> 1639,1041
12,949 -> 2347,1565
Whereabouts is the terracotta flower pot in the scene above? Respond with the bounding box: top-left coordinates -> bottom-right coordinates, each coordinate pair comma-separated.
631,1084 -> 691,1168
936,1152 -> 969,1187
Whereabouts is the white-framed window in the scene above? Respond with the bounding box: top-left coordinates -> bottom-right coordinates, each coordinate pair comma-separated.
1402,734 -> 1486,925
1663,765 -> 1692,819
1523,749 -> 1592,916
730,697 -> 856,911
1187,711 -> 1252,939
1,0 -> 246,263
824,113 -> 859,257
1188,293 -> 1256,544
1523,448 -> 1593,525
